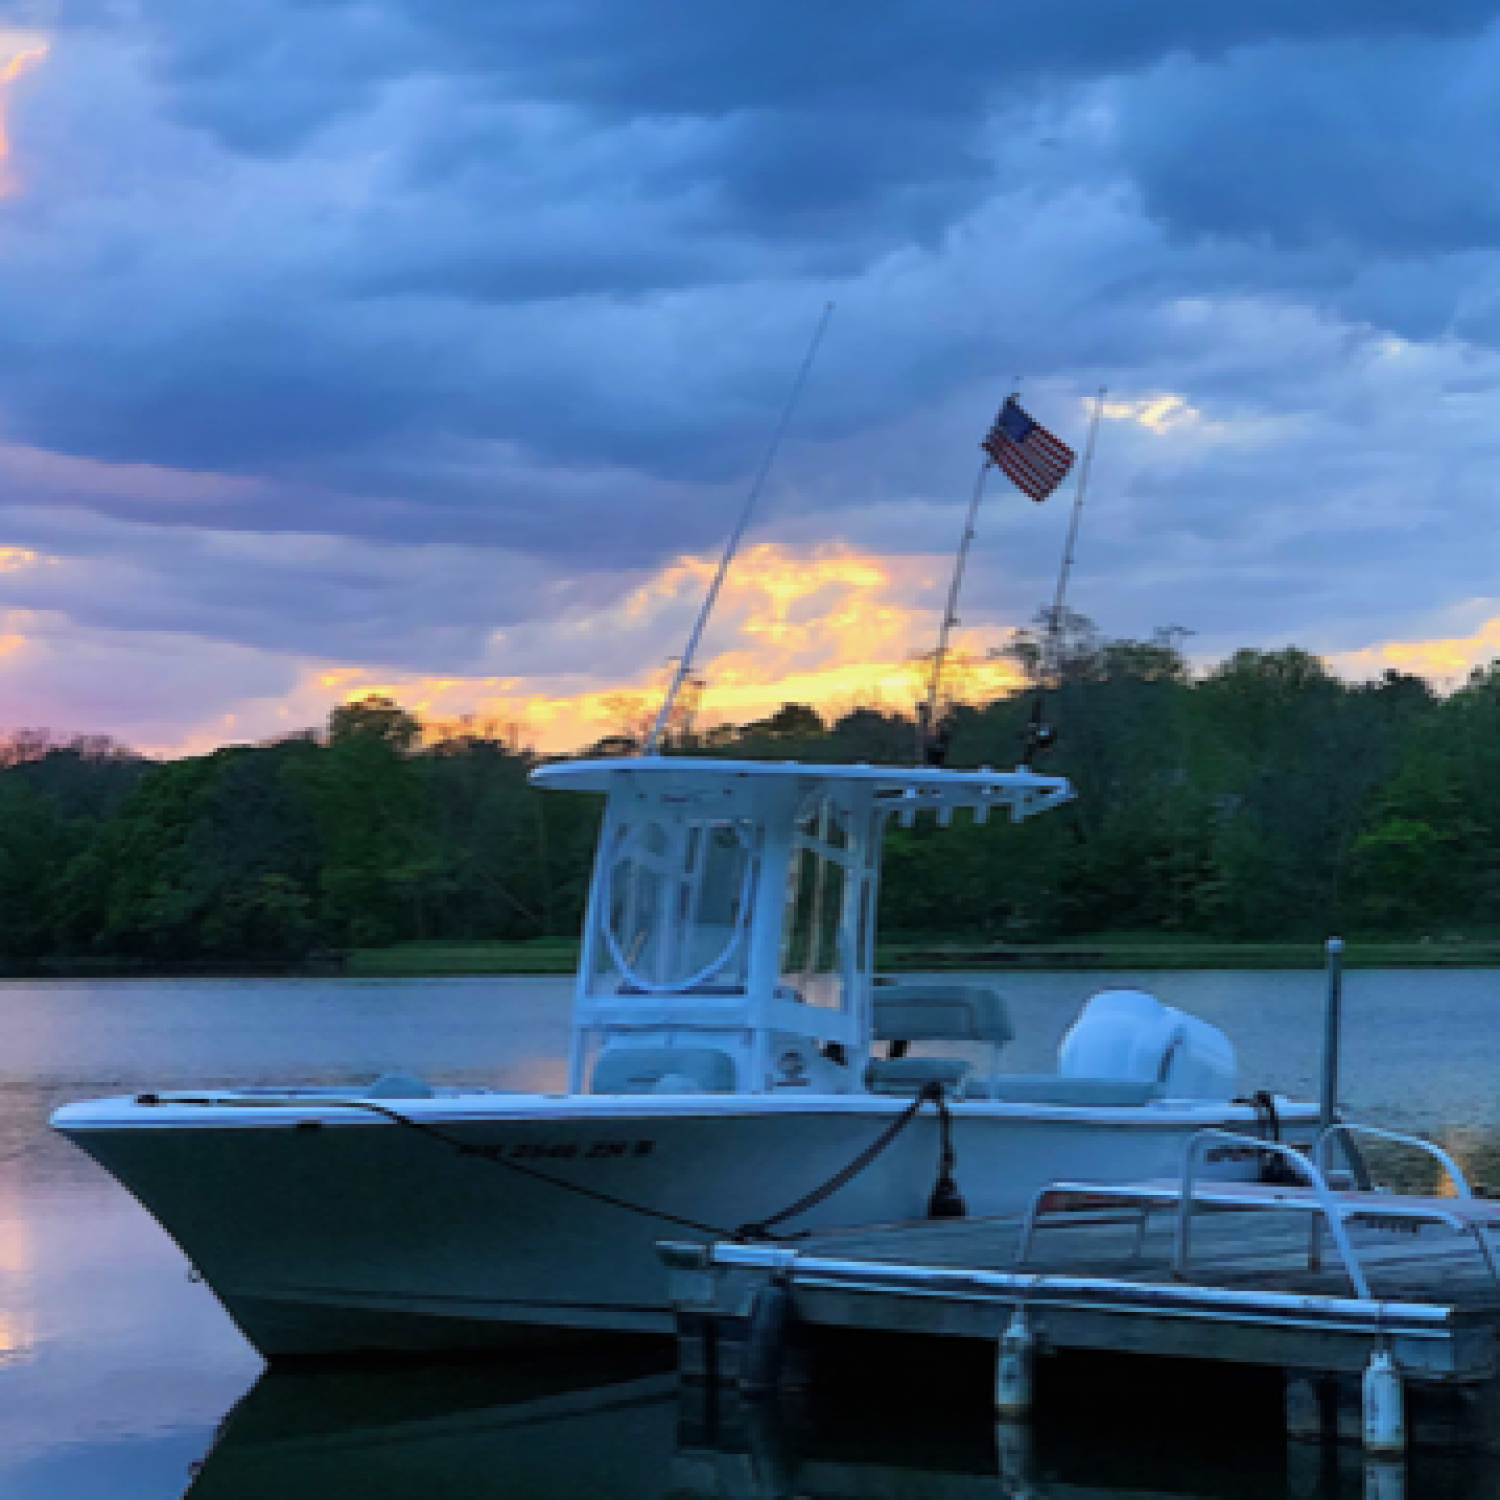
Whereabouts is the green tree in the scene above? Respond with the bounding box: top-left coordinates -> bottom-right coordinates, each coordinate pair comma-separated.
0,781 -> 69,958
294,699 -> 435,945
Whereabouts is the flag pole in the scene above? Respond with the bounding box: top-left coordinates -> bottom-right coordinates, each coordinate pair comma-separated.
642,302 -> 835,756
918,456 -> 993,762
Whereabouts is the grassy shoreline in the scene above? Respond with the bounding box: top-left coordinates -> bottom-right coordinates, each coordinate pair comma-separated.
347,934 -> 1500,977
5,934 -> 1497,980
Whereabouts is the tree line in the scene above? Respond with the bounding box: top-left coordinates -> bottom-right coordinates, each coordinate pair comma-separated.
0,615 -> 1494,966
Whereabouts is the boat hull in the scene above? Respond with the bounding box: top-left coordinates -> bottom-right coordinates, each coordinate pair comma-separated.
54,1094 -> 1315,1358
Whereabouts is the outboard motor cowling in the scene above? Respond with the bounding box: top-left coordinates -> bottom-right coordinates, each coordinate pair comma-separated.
1059,988 -> 1236,1101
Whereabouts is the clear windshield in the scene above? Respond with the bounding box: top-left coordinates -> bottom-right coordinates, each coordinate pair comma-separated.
599,817 -> 755,992
778,794 -> 851,1012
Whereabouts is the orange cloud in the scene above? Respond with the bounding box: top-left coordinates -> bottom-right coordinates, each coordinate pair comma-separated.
0,38 -> 47,198
1333,615 -> 1500,685
0,606 -> 29,658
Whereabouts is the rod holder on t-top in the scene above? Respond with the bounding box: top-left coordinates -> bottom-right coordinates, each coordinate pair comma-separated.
642,304 -> 836,757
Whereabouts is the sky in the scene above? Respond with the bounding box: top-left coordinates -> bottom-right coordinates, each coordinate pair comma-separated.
4,3 -> 1500,753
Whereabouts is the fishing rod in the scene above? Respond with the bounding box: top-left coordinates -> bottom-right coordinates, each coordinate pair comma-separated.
917,372 -> 1028,762
643,302 -> 836,756
918,455 -> 994,764
1019,385 -> 1107,766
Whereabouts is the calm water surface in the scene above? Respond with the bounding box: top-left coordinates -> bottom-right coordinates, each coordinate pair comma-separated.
5,968 -> 1500,1498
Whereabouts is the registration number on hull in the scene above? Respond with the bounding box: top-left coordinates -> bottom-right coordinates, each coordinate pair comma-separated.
506,1139 -> 656,1162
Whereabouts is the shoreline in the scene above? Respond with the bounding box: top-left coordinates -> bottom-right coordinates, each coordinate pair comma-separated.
345,935 -> 1500,977
6,936 -> 1500,981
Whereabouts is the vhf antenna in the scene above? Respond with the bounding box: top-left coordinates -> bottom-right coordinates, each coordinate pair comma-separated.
643,303 -> 835,755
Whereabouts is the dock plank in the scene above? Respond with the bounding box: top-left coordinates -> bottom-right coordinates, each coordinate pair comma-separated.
787,1209 -> 1500,1312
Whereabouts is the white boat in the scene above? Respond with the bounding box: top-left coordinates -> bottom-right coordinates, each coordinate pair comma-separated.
52,753 -> 1319,1358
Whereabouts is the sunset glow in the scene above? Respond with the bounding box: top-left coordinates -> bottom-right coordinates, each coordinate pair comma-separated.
137,542 -> 1027,756
1333,616 -> 1500,685
0,38 -> 47,197
135,536 -> 1500,759
1101,393 -> 1201,433
309,541 -> 1021,751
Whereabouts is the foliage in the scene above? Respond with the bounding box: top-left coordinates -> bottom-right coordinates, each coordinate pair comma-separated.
0,626 -> 1491,966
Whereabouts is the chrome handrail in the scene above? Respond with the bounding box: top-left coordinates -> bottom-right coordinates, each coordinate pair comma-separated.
1314,1121 -> 1472,1198
1174,1129 -> 1370,1298
1315,1121 -> 1500,1282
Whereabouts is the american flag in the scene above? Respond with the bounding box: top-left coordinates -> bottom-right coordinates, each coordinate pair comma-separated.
982,396 -> 1075,502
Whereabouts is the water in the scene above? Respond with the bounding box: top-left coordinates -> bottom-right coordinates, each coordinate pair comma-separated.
5,968 -> 1500,1498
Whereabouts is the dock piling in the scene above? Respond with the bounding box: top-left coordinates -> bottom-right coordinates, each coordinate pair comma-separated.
1363,1346 -> 1406,1456
1313,936 -> 1346,1272
1363,1456 -> 1407,1500
739,1278 -> 790,1398
994,1417 -> 1032,1489
994,1306 -> 1034,1416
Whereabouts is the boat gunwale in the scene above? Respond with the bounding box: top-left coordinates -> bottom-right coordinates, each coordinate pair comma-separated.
50,1091 -> 1321,1132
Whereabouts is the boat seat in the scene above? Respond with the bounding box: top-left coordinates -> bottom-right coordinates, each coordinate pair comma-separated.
864,1056 -> 972,1098
871,985 -> 1013,1046
590,1046 -> 737,1095
367,1073 -> 435,1099
866,985 -> 1011,1098
985,1076 -> 1165,1107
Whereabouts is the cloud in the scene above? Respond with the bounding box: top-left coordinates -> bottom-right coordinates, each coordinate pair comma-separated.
1333,610 -> 1500,685
5,3 -> 1500,745
0,34 -> 48,195
1114,33 -> 1500,257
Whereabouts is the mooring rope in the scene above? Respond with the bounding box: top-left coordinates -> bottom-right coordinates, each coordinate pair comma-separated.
135,1082 -> 958,1242
732,1083 -> 949,1241
137,1092 -> 728,1237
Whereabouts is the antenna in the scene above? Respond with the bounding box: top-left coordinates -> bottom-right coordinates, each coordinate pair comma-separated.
643,303 -> 836,756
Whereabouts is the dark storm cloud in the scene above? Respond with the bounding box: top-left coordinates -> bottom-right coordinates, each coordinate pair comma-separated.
1115,35 -> 1500,256
117,1 -> 1500,146
11,0 -> 1500,500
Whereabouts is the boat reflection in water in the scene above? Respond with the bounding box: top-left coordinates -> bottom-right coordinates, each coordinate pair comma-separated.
181,1344 -> 1500,1500
183,1346 -> 681,1500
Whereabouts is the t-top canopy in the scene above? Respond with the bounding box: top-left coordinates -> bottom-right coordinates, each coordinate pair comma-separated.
529,756 -> 1073,822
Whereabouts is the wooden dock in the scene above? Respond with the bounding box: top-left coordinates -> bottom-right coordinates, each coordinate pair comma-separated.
660,1203 -> 1500,1455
